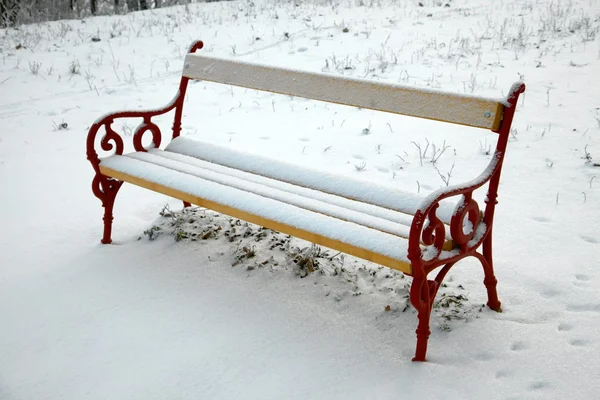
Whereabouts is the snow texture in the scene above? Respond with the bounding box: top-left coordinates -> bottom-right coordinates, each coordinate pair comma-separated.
184,53 -> 504,129
421,151 -> 501,213
132,150 -> 451,238
149,149 -> 417,227
92,90 -> 182,125
2,0 -> 600,398
101,154 -> 412,262
166,136 -> 460,223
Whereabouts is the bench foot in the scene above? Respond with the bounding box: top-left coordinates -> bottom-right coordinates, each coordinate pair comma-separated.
92,176 -> 123,244
413,295 -> 433,362
480,234 -> 502,312
410,278 -> 440,362
409,262 -> 457,361
484,275 -> 502,312
101,197 -> 116,244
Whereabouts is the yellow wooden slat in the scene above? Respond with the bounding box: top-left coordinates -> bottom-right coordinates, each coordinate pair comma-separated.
100,165 -> 415,274
183,54 -> 505,130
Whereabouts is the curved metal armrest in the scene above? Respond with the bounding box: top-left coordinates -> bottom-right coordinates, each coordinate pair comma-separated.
419,152 -> 501,215
92,103 -> 174,126
409,82 -> 525,265
408,152 -> 503,264
86,91 -> 184,175
86,40 -> 206,174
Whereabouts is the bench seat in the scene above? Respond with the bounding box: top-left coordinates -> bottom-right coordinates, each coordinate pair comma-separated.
100,137 -> 461,275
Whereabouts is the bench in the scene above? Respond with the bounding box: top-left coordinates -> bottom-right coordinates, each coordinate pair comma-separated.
86,40 -> 525,361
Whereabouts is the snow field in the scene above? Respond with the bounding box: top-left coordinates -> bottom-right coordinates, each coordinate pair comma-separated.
1,0 -> 600,398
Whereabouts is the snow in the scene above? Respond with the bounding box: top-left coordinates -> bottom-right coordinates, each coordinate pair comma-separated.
92,89 -> 181,125
127,150 -> 440,238
1,0 -> 600,399
149,149 -> 418,227
101,153 -> 412,260
420,150 -> 501,212
166,136 -> 459,223
183,52 -> 504,129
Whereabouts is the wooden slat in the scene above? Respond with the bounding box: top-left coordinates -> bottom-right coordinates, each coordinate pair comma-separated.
100,165 -> 414,274
183,54 -> 505,130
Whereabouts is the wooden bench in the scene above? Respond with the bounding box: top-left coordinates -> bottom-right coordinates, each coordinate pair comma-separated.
86,40 -> 525,361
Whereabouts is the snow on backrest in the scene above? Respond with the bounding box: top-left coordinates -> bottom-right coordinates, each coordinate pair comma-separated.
183,53 -> 505,130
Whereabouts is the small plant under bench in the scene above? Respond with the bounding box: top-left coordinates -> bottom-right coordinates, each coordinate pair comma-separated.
86,40 -> 525,361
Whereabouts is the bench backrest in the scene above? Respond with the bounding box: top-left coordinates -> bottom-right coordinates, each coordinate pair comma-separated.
183,54 -> 505,131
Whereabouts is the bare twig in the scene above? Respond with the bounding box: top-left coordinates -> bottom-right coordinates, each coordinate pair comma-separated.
431,140 -> 450,164
434,163 -> 455,187
412,139 -> 430,166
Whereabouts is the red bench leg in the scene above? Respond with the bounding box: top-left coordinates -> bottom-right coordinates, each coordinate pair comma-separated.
101,192 -> 117,244
412,279 -> 435,361
92,175 -> 123,244
410,262 -> 456,361
479,234 -> 502,312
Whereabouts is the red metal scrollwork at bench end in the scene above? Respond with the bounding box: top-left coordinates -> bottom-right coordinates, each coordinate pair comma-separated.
450,193 -> 482,251
420,204 -> 446,261
407,82 -> 525,361
86,40 -> 204,244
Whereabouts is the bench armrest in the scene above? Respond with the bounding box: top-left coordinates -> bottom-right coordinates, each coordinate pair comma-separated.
408,83 -> 525,269
408,153 -> 501,263
86,93 -> 182,173
86,40 -> 205,177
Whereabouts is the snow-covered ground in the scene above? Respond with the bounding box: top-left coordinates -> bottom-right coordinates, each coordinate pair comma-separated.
1,0 -> 599,398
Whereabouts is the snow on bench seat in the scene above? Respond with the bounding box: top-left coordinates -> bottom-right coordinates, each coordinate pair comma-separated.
99,149 -> 456,274
165,137 -> 460,223
126,151 -> 418,239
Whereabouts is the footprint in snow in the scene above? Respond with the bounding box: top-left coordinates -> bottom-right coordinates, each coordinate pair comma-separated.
573,274 -> 592,288
580,235 -> 598,244
529,381 -> 550,391
569,338 -> 588,347
557,322 -> 574,331
510,341 -> 528,351
532,216 -> 550,223
565,303 -> 600,313
495,369 -> 511,379
46,107 -> 74,116
474,351 -> 494,361
539,287 -> 561,298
